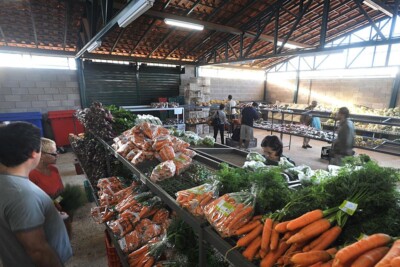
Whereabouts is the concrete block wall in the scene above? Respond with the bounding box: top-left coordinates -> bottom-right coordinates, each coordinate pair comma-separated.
209,78 -> 264,101
266,77 -> 395,109
0,68 -> 81,113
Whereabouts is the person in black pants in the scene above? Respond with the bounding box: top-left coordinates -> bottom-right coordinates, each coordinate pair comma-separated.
212,104 -> 229,145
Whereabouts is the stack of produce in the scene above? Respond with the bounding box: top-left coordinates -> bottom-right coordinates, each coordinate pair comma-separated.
90,177 -> 172,265
111,122 -> 195,182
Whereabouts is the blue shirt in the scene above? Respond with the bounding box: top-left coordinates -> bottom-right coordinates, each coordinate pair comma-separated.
241,107 -> 259,127
0,174 -> 72,266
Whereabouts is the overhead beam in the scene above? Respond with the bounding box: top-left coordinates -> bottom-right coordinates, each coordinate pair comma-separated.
110,28 -> 126,54
0,26 -> 8,46
63,0 -> 71,50
28,2 -> 38,48
0,46 -> 76,56
197,37 -> 400,66
82,53 -> 197,65
147,30 -> 174,58
319,0 -> 330,47
75,0 -> 153,58
354,0 -> 387,40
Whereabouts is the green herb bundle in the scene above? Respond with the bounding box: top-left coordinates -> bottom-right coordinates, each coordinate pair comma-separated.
106,105 -> 137,135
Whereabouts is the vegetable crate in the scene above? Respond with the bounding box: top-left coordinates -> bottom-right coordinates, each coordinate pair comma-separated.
104,230 -> 123,267
321,146 -> 331,160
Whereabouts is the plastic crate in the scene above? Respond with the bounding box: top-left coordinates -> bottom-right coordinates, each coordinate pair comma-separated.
48,110 -> 84,147
104,230 -> 123,267
0,112 -> 43,136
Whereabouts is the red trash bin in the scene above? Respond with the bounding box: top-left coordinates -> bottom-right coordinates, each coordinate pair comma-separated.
48,110 -> 85,147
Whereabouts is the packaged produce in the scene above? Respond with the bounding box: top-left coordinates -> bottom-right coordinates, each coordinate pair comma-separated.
159,146 -> 175,162
150,160 -> 176,182
97,176 -> 124,193
204,191 -> 255,237
173,153 -> 192,175
90,206 -> 115,223
181,148 -> 197,158
151,208 -> 170,225
108,214 -> 136,237
171,136 -> 190,152
176,182 -> 218,217
131,151 -> 146,165
202,135 -> 215,147
242,160 -> 267,171
152,135 -> 172,151
246,152 -> 266,163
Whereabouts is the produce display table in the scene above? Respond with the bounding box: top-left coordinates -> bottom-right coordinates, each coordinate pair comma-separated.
72,134 -> 257,267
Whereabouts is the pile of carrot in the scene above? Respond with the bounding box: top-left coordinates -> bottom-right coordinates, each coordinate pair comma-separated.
176,183 -> 217,216
228,209 -> 344,266
204,192 -> 255,237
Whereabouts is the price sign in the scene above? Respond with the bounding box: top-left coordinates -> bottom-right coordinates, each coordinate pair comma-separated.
339,200 -> 358,215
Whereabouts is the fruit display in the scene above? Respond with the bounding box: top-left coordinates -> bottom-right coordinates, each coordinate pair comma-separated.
185,117 -> 208,125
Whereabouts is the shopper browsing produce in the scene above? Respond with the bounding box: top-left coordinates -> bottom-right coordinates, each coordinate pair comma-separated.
261,135 -> 295,165
331,106 -> 355,165
211,103 -> 229,145
0,122 -> 72,267
225,94 -> 237,120
301,100 -> 320,149
239,102 -> 259,150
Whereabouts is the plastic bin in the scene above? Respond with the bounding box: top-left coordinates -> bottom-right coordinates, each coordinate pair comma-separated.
48,110 -> 84,147
104,230 -> 123,267
0,112 -> 43,136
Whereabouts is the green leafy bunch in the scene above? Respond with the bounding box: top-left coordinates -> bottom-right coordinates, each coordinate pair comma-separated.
59,184 -> 87,214
214,163 -> 292,214
288,159 -> 400,243
106,105 -> 137,134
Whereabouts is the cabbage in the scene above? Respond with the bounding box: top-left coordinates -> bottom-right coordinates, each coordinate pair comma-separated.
246,152 -> 266,163
203,136 -> 215,147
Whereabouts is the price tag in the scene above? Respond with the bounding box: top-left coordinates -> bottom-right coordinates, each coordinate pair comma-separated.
215,200 -> 235,217
140,175 -> 146,184
118,238 -> 127,251
113,149 -> 118,158
339,200 -> 358,215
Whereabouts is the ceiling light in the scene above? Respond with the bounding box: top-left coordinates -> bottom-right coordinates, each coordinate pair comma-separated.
87,41 -> 102,52
363,0 -> 393,17
165,19 -> 204,31
117,0 -> 155,28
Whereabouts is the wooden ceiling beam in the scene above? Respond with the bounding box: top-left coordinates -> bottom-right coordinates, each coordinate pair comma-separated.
28,2 -> 38,48
0,26 -> 8,46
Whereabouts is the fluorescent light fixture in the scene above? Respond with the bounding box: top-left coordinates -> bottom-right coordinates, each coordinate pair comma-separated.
165,18 -> 204,31
363,0 -> 393,17
117,0 -> 154,28
277,41 -> 303,49
87,41 -> 102,52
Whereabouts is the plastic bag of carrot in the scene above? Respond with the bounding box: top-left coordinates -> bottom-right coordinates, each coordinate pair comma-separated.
204,191 -> 255,237
176,182 -> 219,217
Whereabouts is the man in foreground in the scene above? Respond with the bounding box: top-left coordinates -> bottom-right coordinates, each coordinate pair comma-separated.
0,122 -> 72,267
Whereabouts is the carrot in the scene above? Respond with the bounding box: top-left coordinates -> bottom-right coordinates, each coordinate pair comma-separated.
275,220 -> 290,233
260,249 -> 268,259
235,220 -> 262,236
282,243 -> 301,265
321,259 -> 334,267
351,246 -> 390,267
129,245 -> 148,258
227,206 -> 253,229
310,226 -> 342,251
260,241 -> 290,267
261,218 -> 273,252
326,247 -> 338,255
334,233 -> 392,265
291,250 -> 332,266
200,194 -> 213,206
390,256 -> 400,267
143,257 -> 155,267
310,262 -> 324,267
270,221 -> 279,251
286,209 -> 324,231
282,230 -> 298,241
286,218 -> 332,244
222,203 -> 245,227
242,236 -> 262,261
251,215 -> 263,221
236,224 -> 263,247
376,239 -> 400,267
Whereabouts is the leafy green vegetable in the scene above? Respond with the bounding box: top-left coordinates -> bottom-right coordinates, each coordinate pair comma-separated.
287,158 -> 400,243
202,136 -> 215,147
246,152 -> 266,163
59,184 -> 87,214
106,105 -> 137,135
214,163 -> 292,214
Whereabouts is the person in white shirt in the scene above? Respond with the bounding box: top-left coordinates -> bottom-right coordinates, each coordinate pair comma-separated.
225,95 -> 237,120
